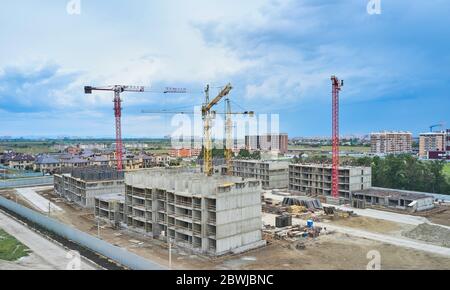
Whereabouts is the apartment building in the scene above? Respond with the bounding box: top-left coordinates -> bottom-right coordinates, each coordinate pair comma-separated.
419,131 -> 446,158
370,132 -> 412,154
120,169 -> 265,256
169,148 -> 201,158
231,160 -> 289,189
289,164 -> 372,201
54,167 -> 125,208
245,134 -> 289,154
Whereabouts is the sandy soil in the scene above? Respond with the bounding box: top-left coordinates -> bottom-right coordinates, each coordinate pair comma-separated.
428,207 -> 450,227
325,216 -> 412,235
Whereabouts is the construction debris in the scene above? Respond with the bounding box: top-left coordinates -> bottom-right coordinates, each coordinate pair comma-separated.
263,223 -> 323,242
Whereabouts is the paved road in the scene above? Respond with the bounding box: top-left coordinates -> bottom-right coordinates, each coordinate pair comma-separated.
0,211 -> 97,270
263,213 -> 450,257
15,186 -> 62,213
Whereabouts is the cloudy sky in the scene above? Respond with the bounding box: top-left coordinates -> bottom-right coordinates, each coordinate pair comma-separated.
0,0 -> 449,138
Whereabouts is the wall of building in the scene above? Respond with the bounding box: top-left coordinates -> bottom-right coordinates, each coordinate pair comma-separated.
54,173 -> 125,208
370,132 -> 412,154
289,164 -> 372,200
419,132 -> 446,158
231,160 -> 289,189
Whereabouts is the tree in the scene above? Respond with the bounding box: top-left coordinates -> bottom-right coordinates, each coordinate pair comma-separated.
353,155 -> 450,194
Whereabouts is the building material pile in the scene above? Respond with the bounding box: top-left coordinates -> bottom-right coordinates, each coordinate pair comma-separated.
275,215 -> 292,228
403,223 -> 450,247
263,224 -> 323,241
287,205 -> 307,214
282,196 -> 322,210
322,206 -> 356,220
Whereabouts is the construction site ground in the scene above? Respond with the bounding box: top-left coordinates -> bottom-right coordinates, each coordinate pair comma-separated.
1,188 -> 449,270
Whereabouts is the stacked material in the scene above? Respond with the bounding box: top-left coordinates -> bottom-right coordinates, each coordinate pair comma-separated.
275,215 -> 292,228
282,196 -> 322,210
287,205 -> 307,214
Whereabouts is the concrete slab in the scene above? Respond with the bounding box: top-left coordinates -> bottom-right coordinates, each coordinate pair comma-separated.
15,187 -> 62,213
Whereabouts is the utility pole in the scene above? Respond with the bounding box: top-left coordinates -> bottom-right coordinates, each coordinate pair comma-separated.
97,219 -> 101,238
169,238 -> 172,269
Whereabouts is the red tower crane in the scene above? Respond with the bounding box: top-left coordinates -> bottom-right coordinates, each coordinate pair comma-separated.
84,85 -> 186,171
331,76 -> 344,198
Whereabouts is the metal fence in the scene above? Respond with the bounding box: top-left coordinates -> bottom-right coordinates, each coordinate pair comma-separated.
0,176 -> 54,189
0,196 -> 165,270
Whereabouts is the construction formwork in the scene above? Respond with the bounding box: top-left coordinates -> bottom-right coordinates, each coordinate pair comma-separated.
123,168 -> 266,256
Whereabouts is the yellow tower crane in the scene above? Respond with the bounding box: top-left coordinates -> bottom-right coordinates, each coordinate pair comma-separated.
141,83 -> 253,177
202,84 -> 232,176
224,98 -> 254,175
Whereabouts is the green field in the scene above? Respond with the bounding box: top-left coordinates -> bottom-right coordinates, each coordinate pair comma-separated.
0,141 -> 58,155
0,228 -> 30,261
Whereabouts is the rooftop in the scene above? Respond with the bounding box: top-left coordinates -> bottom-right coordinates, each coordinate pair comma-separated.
290,163 -> 370,170
96,193 -> 124,202
126,168 -> 261,197
353,187 -> 433,200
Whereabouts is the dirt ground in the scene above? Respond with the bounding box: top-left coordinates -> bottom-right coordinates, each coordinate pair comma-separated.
325,215 -> 412,235
2,188 -> 450,270
427,207 -> 450,227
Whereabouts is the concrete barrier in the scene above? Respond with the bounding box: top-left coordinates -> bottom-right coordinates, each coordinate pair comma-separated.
0,176 -> 54,189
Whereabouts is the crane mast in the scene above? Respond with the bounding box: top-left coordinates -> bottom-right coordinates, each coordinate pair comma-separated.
224,99 -> 254,176
202,83 -> 233,176
331,76 -> 343,198
225,99 -> 233,175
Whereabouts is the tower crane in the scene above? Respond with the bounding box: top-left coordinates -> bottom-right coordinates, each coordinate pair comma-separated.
331,76 -> 343,199
202,84 -> 232,176
141,83 -> 253,176
224,98 -> 254,175
84,85 -> 186,171
429,123 -> 445,132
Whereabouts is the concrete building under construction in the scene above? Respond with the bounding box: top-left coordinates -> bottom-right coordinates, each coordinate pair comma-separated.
121,168 -> 265,256
289,164 -> 372,201
54,167 -> 125,208
231,160 -> 289,189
